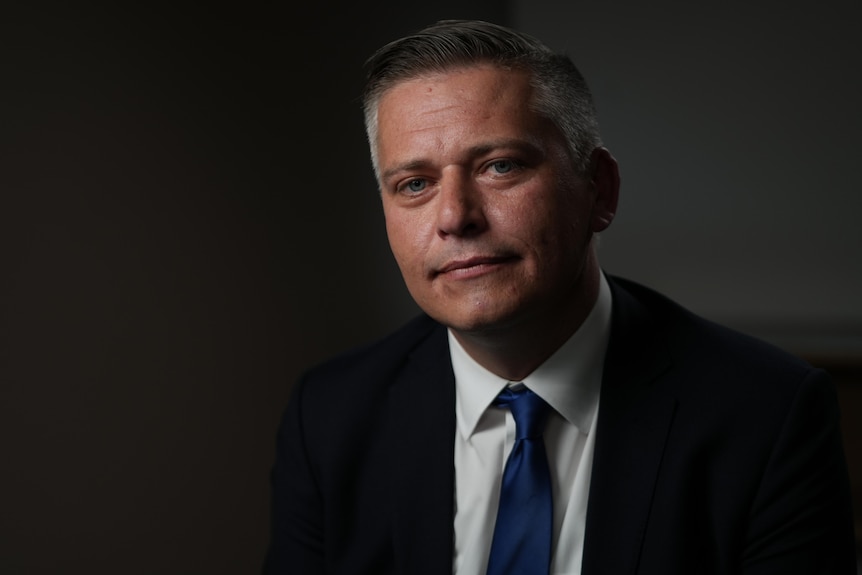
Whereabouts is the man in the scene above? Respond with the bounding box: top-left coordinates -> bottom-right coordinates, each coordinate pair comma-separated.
264,19 -> 856,574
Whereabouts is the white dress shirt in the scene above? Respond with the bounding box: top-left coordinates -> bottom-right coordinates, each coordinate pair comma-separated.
451,274 -> 613,575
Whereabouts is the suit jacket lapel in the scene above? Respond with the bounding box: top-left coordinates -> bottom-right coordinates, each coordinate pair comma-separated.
388,322 -> 456,575
582,278 -> 677,575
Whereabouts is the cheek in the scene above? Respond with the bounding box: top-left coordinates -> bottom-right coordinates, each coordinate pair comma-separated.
385,212 -> 424,270
499,199 -> 558,251
524,200 -> 587,263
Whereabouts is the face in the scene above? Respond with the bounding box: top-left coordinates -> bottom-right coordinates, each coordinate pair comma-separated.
376,65 -> 616,338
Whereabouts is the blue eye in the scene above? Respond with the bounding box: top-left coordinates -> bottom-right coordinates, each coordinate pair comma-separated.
490,160 -> 514,174
406,179 -> 427,193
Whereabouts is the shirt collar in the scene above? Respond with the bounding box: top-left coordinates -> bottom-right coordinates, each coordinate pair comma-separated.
450,273 -> 613,439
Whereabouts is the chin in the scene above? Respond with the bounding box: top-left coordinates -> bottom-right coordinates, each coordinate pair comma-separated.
428,302 -> 525,336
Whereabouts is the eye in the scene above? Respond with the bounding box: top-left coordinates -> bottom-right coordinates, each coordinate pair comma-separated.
489,160 -> 515,174
404,178 -> 427,193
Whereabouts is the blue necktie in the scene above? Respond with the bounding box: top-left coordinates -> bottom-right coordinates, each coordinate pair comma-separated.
486,386 -> 553,575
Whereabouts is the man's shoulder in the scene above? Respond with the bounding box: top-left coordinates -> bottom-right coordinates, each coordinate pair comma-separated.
607,274 -> 815,379
301,313 -> 446,389
605,274 -> 832,440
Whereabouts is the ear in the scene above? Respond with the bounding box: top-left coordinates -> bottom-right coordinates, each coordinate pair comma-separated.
588,147 -> 620,233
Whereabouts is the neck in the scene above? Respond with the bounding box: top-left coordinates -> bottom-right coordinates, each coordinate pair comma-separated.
450,262 -> 602,381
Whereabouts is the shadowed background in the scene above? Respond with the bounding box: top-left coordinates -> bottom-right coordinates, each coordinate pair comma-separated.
1,1 -> 858,573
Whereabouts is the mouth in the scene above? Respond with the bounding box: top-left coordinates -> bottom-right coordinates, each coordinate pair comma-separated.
434,255 -> 518,280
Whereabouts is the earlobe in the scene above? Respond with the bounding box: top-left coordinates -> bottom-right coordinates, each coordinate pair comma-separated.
589,147 -> 620,233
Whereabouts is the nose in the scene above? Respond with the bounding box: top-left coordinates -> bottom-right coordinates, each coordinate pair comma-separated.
436,172 -> 488,238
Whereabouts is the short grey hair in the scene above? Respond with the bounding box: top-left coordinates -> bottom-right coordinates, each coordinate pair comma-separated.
361,19 -> 602,180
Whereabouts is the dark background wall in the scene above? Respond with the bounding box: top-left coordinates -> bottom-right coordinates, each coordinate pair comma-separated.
1,1 -> 858,573
1,2 -> 503,573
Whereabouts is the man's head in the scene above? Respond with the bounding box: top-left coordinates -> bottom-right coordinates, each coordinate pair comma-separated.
362,19 -> 602,180
362,20 -> 619,375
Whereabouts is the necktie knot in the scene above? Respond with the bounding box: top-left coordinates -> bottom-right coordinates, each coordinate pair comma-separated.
494,386 -> 550,440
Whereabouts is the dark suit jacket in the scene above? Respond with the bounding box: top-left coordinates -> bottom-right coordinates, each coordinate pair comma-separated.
264,276 -> 856,574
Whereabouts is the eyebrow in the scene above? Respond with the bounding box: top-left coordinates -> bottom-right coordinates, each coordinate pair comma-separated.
381,160 -> 431,183
380,138 -> 543,182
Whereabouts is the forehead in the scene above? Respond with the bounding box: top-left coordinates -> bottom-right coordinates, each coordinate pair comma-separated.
375,65 -> 543,151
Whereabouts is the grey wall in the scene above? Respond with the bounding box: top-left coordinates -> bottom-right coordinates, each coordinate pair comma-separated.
0,3 -> 507,574
513,0 -> 862,357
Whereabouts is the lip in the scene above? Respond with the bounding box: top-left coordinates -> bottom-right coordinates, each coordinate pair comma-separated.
434,255 -> 517,279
